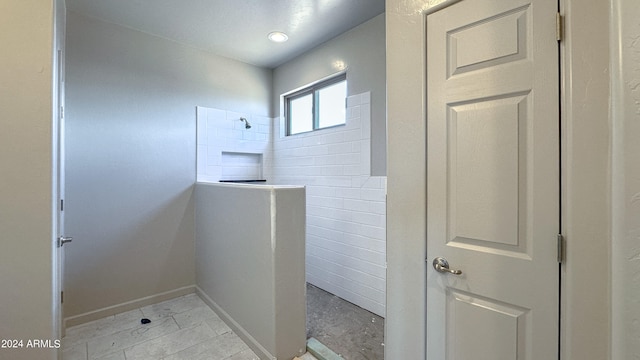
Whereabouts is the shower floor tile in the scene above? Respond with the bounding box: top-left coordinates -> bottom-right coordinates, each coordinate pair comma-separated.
62,293 -> 261,360
306,283 -> 384,360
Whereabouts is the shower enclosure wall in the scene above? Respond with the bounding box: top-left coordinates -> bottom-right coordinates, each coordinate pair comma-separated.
269,92 -> 387,317
193,92 -> 385,356
195,182 -> 306,359
196,92 -> 387,318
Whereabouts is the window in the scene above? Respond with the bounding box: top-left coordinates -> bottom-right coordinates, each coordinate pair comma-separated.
285,74 -> 347,136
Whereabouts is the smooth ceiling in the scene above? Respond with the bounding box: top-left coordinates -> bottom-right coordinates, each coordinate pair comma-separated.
66,0 -> 385,69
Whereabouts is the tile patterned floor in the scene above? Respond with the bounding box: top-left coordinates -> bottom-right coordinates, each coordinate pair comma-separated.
62,293 -> 260,360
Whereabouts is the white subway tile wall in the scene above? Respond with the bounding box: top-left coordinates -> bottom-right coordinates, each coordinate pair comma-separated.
196,107 -> 271,182
268,92 -> 386,317
196,92 -> 386,317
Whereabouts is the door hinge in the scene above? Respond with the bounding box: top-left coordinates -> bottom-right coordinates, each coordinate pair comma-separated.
60,105 -> 64,119
557,234 -> 565,263
60,199 -> 64,211
556,13 -> 564,42
61,291 -> 64,304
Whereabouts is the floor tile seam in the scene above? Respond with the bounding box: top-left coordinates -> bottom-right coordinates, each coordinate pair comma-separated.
172,312 -> 221,329
137,322 -> 226,359
117,336 -> 170,360
64,312 -> 149,346
189,316 -> 235,337
219,349 -> 253,360
64,301 -> 256,360
91,345 -> 135,360
87,315 -> 180,345
219,340 -> 254,360
72,308 -> 212,359
93,349 -> 125,360
172,315 -> 223,332
65,321 -> 146,348
89,317 -> 183,360
120,343 -> 149,360
157,331 -> 243,360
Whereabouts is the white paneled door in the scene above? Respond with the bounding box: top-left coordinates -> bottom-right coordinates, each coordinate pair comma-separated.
426,0 -> 559,359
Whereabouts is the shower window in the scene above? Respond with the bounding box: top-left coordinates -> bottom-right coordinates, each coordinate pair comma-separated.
284,73 -> 347,136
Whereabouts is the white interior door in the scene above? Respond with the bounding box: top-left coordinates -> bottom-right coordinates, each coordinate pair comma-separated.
426,0 -> 559,359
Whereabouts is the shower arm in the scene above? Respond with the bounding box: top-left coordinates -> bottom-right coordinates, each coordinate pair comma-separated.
240,117 -> 251,129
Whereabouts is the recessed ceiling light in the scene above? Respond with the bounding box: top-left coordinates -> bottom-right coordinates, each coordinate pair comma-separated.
268,31 -> 289,43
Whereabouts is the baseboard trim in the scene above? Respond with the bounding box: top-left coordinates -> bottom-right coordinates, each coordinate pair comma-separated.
64,285 -> 196,328
195,286 -> 275,360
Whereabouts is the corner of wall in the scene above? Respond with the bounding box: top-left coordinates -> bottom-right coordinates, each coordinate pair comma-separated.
610,0 -> 640,358
561,0 -> 612,358
384,1 -> 428,358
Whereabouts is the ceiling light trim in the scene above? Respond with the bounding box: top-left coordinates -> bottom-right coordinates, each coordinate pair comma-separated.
268,31 -> 289,43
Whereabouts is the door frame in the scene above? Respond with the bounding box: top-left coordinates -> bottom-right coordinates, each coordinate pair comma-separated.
52,0 -> 66,352
384,0 -> 611,359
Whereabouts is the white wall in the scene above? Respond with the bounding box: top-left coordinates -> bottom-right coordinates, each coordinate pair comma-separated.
64,12 -> 272,322
561,0 -> 611,358
273,14 -> 386,176
385,1 -> 428,357
196,106 -> 271,183
0,1 -> 58,359
611,0 -> 640,358
269,93 -> 387,317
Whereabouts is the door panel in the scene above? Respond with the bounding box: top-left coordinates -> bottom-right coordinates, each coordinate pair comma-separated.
426,0 -> 559,359
448,95 -> 527,251
447,289 -> 529,359
447,6 -> 529,76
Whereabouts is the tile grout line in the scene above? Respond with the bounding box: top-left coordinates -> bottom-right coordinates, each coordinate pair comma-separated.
88,317 -> 178,360
65,294 -> 260,360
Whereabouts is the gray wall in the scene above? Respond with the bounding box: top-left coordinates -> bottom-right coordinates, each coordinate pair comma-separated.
195,183 -> 306,360
64,12 -> 272,319
611,0 -> 640,357
560,1 -> 611,359
385,2 -> 426,357
272,14 -> 386,176
0,1 -> 58,359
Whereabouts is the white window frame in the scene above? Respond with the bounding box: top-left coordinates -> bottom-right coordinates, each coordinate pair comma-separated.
284,73 -> 347,136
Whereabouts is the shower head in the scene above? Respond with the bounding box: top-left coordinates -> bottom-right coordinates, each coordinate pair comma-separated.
240,117 -> 251,129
